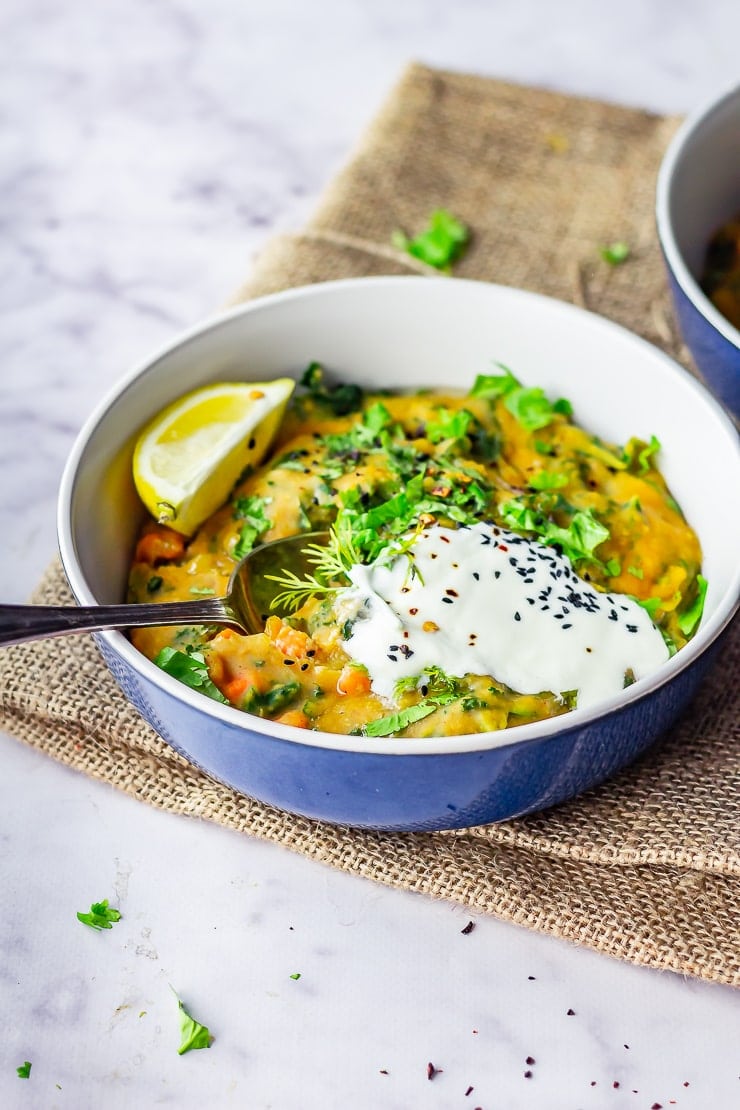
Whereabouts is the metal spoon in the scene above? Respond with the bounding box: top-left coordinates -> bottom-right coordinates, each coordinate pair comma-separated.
0,531 -> 330,648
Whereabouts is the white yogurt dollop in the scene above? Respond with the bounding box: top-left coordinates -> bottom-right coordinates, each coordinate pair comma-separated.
336,522 -> 669,710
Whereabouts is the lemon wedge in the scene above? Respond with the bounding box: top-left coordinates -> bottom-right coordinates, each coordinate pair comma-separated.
132,378 -> 295,535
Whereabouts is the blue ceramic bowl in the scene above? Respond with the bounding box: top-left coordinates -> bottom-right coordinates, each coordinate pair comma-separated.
57,277 -> 740,831
656,81 -> 740,418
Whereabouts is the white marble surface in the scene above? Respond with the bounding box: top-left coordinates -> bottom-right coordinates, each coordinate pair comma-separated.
1,1 -> 739,1106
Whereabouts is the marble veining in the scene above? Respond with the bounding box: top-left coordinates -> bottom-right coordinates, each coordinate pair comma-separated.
1,1 -> 739,1106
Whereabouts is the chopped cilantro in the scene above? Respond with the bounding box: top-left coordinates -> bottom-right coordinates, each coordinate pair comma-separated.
289,972 -> 302,980
243,681 -> 300,716
504,386 -> 572,432
154,647 -> 228,704
637,596 -> 663,619
529,470 -> 568,491
677,574 -> 708,636
300,362 -> 363,416
176,997 -> 212,1055
499,499 -> 609,565
16,1062 -> 31,1079
628,565 -> 644,579
146,575 -> 163,594
599,241 -> 630,266
365,701 -> 438,736
469,366 -> 519,399
232,495 -> 271,560
426,407 -> 473,444
77,898 -> 122,931
622,434 -> 661,474
392,208 -> 469,271
469,369 -> 571,431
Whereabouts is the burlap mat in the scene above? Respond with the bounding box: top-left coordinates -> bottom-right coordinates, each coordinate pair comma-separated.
1,63 -> 738,985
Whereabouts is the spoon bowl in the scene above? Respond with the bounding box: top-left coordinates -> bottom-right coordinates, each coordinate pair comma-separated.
0,532 -> 330,648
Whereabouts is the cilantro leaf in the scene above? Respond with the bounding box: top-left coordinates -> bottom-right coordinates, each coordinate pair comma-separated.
599,241 -> 630,265
154,647 -> 228,704
677,574 -> 708,636
299,362 -> 363,416
365,701 -> 438,737
622,434 -> 661,475
176,998 -> 212,1055
528,470 -> 568,491
504,386 -> 572,431
499,499 -> 609,564
426,407 -> 473,444
16,1062 -> 31,1079
392,209 -> 469,271
77,898 -> 122,931
636,596 -> 663,619
232,494 -> 271,559
469,366 -> 520,399
470,370 -> 571,431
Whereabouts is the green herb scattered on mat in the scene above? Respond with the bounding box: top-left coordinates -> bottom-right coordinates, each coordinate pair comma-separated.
392,209 -> 470,271
77,898 -> 122,930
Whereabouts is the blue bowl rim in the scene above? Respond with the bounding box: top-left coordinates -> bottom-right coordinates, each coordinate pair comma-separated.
57,275 -> 740,758
655,79 -> 740,354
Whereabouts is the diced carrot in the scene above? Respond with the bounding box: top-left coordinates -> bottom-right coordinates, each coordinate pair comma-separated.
275,709 -> 309,729
223,675 -> 250,703
135,526 -> 185,565
336,664 -> 371,697
265,616 -> 314,660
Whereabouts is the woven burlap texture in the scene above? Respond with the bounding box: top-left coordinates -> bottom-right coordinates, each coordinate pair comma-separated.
1,63 -> 738,985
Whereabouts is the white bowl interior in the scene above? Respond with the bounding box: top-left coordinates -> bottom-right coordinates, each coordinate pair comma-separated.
59,277 -> 740,750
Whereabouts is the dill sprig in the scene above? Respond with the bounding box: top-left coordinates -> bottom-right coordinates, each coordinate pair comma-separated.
264,528 -> 359,614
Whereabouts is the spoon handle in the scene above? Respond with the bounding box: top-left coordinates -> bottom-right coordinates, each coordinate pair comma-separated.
0,598 -> 242,648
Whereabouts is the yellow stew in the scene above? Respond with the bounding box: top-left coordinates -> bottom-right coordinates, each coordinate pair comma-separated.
127,367 -> 703,738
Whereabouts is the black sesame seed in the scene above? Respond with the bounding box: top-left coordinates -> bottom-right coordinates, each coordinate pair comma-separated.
562,623 -> 572,629
248,436 -> 256,449
283,659 -> 295,666
514,612 -> 521,622
472,571 -> 480,580
387,654 -> 398,662
442,597 -> 454,604
494,571 -> 501,579
626,624 -> 638,633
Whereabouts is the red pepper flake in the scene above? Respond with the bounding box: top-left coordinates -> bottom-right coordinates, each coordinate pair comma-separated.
499,543 -> 508,551
566,1008 -> 576,1016
427,1062 -> 442,1080
590,1081 -> 597,1087
461,920 -> 475,935
379,1069 -> 388,1075
524,1069 -> 533,1079
465,1086 -> 474,1097
651,1103 -> 662,1109
683,1082 -> 690,1087
526,1056 -> 535,1065
613,1081 -> 620,1089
